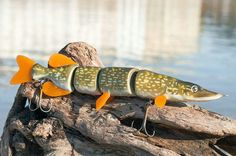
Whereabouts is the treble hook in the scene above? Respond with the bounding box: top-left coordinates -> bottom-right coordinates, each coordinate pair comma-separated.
131,100 -> 155,137
38,88 -> 52,113
28,80 -> 52,113
28,98 -> 39,111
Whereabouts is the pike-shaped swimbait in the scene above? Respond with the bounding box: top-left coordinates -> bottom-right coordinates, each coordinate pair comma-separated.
10,54 -> 223,111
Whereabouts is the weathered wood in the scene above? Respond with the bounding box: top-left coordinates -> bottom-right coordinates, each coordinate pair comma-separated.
1,42 -> 236,156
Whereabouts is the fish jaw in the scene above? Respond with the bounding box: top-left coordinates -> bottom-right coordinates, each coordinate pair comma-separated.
166,88 -> 224,102
183,89 -> 224,102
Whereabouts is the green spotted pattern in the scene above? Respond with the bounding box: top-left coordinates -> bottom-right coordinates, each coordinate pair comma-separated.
32,64 -> 49,80
73,67 -> 101,95
98,67 -> 138,96
32,64 -> 78,91
135,70 -> 176,99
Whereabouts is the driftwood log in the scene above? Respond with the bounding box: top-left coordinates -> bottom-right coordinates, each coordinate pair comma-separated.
1,42 -> 236,156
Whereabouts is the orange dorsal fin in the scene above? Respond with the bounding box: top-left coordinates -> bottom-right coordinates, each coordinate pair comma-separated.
96,92 -> 111,111
154,95 -> 167,108
10,55 -> 36,84
48,53 -> 76,68
42,81 -> 71,97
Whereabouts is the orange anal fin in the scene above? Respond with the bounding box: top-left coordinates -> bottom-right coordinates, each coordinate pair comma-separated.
10,55 -> 36,84
48,53 -> 77,68
42,81 -> 71,97
96,92 -> 111,111
154,95 -> 167,108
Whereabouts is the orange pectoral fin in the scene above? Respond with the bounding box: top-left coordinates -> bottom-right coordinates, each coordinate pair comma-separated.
10,55 -> 36,85
48,53 -> 77,68
96,92 -> 111,111
154,95 -> 167,108
42,81 -> 71,97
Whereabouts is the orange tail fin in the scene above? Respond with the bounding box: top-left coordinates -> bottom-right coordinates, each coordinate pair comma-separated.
10,55 -> 36,84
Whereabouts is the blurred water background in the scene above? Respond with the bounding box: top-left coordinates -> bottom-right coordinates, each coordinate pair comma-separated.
0,0 -> 235,132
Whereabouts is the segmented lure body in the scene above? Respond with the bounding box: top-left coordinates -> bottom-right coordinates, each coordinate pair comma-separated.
11,54 -> 223,111
31,64 -> 222,100
32,65 -> 168,98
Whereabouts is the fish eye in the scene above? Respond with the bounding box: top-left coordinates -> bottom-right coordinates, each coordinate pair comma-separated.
191,85 -> 198,93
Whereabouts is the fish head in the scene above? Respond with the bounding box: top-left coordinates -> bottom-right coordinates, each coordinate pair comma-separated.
165,80 -> 224,102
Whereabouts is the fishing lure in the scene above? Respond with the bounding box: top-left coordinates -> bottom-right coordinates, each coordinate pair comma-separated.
10,54 -> 223,136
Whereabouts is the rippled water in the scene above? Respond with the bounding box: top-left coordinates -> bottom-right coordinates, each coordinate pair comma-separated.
0,0 -> 236,132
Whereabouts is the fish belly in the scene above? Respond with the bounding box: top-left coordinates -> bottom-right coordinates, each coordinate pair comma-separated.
98,67 -> 138,96
135,70 -> 166,99
73,67 -> 101,95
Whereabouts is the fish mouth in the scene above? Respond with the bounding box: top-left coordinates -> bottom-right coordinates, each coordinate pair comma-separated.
186,89 -> 224,102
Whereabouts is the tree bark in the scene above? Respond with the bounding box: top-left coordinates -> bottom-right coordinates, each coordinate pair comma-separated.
1,42 -> 236,156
